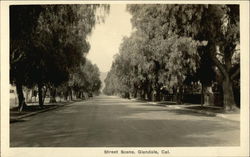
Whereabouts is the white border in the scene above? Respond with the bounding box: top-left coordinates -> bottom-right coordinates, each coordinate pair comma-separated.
1,1 -> 249,157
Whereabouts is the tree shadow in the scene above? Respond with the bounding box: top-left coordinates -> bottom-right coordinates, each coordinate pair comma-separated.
10,118 -> 27,123
10,97 -> 240,147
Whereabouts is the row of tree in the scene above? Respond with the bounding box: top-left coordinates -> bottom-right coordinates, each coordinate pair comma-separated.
10,5 -> 108,110
103,4 -> 240,111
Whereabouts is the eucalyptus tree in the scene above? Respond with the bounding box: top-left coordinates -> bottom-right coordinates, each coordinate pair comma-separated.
104,10 -> 202,102
10,4 -> 109,109
103,68 -> 120,96
10,5 -> 44,109
104,32 -> 153,99
81,60 -> 102,95
127,4 -> 204,102
64,59 -> 102,99
127,4 -> 240,110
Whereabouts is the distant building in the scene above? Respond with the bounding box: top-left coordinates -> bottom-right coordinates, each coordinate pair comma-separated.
9,84 -> 38,108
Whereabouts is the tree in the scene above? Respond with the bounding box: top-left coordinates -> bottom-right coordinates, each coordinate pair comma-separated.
104,29 -> 202,102
127,4 -> 240,110
66,59 -> 102,99
10,5 -> 44,110
10,5 -> 109,109
204,5 -> 240,110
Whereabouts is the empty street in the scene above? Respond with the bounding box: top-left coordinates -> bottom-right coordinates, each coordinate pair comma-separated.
10,95 -> 240,147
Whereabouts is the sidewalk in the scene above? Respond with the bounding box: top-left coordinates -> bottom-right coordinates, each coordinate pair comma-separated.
161,102 -> 240,122
10,100 -> 81,123
131,99 -> 240,122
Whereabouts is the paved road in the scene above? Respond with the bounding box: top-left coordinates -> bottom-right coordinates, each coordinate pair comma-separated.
10,95 -> 240,147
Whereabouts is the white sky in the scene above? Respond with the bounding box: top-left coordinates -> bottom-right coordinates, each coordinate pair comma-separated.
87,4 -> 133,72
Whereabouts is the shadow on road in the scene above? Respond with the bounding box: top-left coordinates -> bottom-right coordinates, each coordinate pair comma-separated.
10,96 -> 240,147
10,119 -> 27,123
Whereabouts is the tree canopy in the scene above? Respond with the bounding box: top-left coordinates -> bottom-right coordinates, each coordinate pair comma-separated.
10,4 -> 109,108
104,4 -> 240,111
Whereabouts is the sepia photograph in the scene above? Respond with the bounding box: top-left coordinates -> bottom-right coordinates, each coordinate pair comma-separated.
1,1 -> 249,157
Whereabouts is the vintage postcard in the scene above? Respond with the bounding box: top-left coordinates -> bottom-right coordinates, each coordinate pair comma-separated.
1,1 -> 249,157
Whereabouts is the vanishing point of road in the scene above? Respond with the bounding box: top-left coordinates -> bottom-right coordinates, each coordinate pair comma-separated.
10,95 -> 240,147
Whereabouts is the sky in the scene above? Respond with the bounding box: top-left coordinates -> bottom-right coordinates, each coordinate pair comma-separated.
87,4 -> 133,73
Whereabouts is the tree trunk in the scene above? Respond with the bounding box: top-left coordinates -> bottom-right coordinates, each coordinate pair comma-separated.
38,83 -> 43,107
25,89 -> 29,103
133,88 -> 137,98
42,86 -> 47,105
172,87 -> 177,102
80,91 -> 85,99
222,76 -> 238,111
201,83 -> 204,105
69,88 -> 73,100
49,87 -> 57,103
211,47 -> 239,111
30,89 -> 34,102
64,91 -> 68,101
16,82 -> 27,111
155,88 -> 161,101
141,88 -> 146,100
81,92 -> 84,99
147,87 -> 152,101
79,91 -> 82,99
202,85 -> 214,106
176,86 -> 183,104
76,91 -> 78,99
125,92 -> 130,99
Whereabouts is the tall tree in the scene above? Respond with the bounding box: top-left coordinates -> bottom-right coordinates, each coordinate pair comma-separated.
10,5 -> 109,109
10,5 -> 44,110
127,4 -> 240,110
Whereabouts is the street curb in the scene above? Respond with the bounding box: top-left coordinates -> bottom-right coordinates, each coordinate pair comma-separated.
124,98 -> 239,122
132,99 -> 219,116
10,100 -> 81,123
10,105 -> 60,122
215,113 -> 240,122
175,107 -> 217,116
165,105 -> 240,122
143,100 -> 240,122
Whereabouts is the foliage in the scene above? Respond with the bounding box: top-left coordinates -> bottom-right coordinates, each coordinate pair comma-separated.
10,4 -> 109,107
104,4 -> 240,110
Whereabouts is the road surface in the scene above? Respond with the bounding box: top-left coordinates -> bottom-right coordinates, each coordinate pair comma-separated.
10,95 -> 240,147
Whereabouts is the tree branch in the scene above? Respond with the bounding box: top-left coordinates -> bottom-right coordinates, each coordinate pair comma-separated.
11,50 -> 24,64
216,52 -> 224,57
231,67 -> 240,80
211,55 -> 227,77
